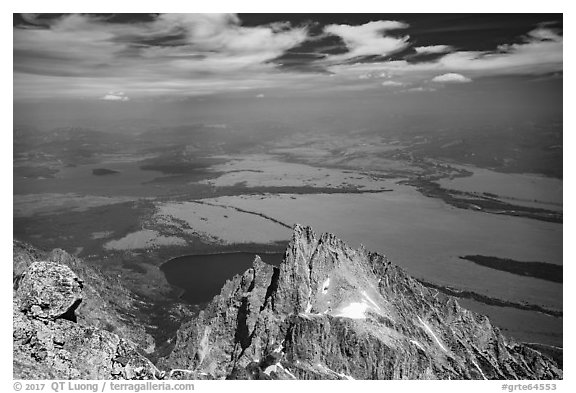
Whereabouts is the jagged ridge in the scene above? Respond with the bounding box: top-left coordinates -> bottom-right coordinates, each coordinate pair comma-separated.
161,224 -> 562,380
13,225 -> 562,380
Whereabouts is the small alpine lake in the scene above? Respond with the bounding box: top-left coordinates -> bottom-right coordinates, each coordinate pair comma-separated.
160,252 -> 285,304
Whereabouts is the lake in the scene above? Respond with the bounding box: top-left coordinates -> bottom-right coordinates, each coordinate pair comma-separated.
161,252 -> 285,304
438,166 -> 563,212
14,160 -> 169,197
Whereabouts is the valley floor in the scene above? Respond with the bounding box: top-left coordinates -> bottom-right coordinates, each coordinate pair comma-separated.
13,138 -> 563,349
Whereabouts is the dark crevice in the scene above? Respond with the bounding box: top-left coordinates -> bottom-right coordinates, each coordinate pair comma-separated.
13,274 -> 24,290
260,267 -> 280,312
59,298 -> 82,323
234,271 -> 257,358
306,238 -> 321,308
235,299 -> 253,351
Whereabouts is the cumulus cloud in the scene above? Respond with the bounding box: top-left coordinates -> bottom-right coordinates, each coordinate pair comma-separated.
101,91 -> 130,101
256,93 -> 265,98
527,27 -> 561,41
431,73 -> 472,83
324,21 -> 409,61
414,45 -> 452,54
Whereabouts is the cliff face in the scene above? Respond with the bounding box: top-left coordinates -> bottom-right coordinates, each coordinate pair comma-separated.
161,225 -> 562,380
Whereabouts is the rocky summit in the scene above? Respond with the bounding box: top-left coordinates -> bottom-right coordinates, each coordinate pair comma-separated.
161,225 -> 561,380
13,225 -> 562,380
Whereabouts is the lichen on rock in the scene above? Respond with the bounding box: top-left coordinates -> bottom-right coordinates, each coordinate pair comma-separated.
17,261 -> 83,321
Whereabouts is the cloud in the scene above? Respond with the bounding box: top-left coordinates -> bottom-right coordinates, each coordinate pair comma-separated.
402,86 -> 436,93
414,45 -> 452,54
326,27 -> 562,85
527,27 -> 561,41
101,91 -> 130,101
431,73 -> 472,83
256,93 -> 265,98
381,80 -> 404,87
13,15 -> 563,100
153,14 -> 308,59
14,13 -> 310,99
357,71 -> 393,80
324,21 -> 409,61
432,28 -> 562,75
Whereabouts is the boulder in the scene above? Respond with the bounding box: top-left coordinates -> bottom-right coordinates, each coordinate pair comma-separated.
17,261 -> 83,321
13,261 -> 161,379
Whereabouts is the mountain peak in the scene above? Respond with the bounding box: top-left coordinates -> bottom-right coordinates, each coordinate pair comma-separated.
162,225 -> 562,380
13,228 -> 561,380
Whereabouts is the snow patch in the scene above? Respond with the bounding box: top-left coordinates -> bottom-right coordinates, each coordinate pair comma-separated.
273,341 -> 284,353
333,302 -> 370,319
361,290 -> 381,310
332,370 -> 355,380
316,363 -> 355,380
263,363 -> 278,376
471,359 -> 487,380
299,312 -> 322,319
410,339 -> 425,351
277,363 -> 297,379
169,369 -> 194,378
417,316 -> 447,352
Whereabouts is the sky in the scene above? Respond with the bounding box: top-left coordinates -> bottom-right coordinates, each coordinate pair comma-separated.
13,13 -> 563,103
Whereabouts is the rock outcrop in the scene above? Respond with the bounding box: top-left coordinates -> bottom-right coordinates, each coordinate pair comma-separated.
161,225 -> 562,380
13,240 -> 155,352
13,256 -> 160,379
17,262 -> 83,321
